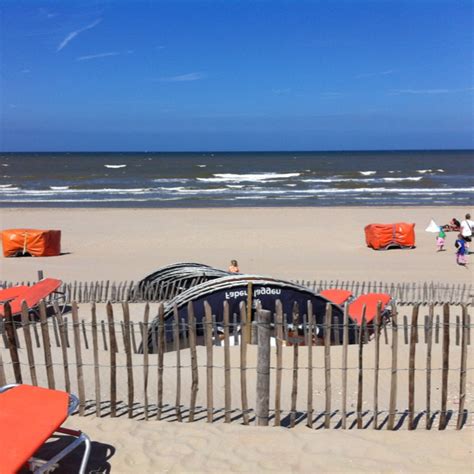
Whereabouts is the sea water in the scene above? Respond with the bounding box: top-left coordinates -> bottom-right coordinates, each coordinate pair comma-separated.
0,150 -> 472,207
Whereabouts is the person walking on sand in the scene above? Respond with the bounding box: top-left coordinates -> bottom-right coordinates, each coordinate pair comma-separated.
436,227 -> 446,252
228,259 -> 240,273
455,234 -> 468,266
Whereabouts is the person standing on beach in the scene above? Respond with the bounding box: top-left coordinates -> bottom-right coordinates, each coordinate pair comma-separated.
455,234 -> 468,266
436,227 -> 446,252
228,260 -> 240,273
460,213 -> 473,243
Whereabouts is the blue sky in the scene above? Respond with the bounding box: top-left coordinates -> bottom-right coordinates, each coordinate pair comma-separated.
0,0 -> 472,151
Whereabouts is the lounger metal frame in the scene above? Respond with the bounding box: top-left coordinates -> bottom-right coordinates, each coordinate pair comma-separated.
0,384 -> 91,474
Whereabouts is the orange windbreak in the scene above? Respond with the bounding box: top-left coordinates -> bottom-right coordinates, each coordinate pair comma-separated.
1,229 -> 61,257
364,223 -> 415,250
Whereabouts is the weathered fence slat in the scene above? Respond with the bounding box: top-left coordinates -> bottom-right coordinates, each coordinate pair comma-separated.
223,301 -> 231,423
106,301 -> 117,417
39,300 -> 54,389
142,304 -> 150,421
324,303 -> 332,429
5,302 -> 22,384
157,303 -> 165,420
174,303 -> 182,422
341,302 -> 349,430
21,301 -> 37,386
408,304 -> 419,430
256,309 -> 271,426
290,303 -> 299,428
439,303 -> 450,430
306,301 -> 314,428
240,301 -> 250,425
274,300 -> 283,427
373,302 -> 381,429
53,301 -> 70,394
188,301 -> 198,422
72,302 -> 85,415
357,310 -> 366,429
387,303 -> 398,430
91,302 -> 101,417
122,302 -> 134,419
426,304 -> 433,429
456,304 -> 468,430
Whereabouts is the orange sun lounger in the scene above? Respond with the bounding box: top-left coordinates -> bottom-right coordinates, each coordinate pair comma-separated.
0,278 -> 63,318
348,293 -> 392,325
0,384 -> 90,473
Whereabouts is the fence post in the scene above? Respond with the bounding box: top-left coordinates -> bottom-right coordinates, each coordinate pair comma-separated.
307,301 -> 314,428
122,302 -> 134,419
204,301 -> 214,423
456,304 -> 468,429
173,303 -> 182,422
142,304 -> 150,421
188,301 -> 199,422
373,302 -> 381,429
106,301 -> 117,417
323,303 -> 332,429
21,301 -> 37,386
439,303 -> 450,430
240,301 -> 250,425
341,302 -> 349,430
4,302 -> 22,384
274,300 -> 283,427
223,301 -> 232,423
387,303 -> 398,430
426,304 -> 434,429
71,302 -> 85,415
357,309 -> 366,429
256,309 -> 271,426
53,301 -> 70,394
39,300 -> 54,389
408,304 -> 419,430
91,302 -> 101,417
290,302 -> 299,428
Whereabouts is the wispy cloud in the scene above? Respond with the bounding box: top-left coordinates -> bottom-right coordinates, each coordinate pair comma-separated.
390,87 -> 474,95
77,51 -> 120,61
356,70 -> 394,79
156,72 -> 206,82
56,18 -> 101,52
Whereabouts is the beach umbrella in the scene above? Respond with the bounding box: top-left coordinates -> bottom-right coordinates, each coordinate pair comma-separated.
425,219 -> 440,233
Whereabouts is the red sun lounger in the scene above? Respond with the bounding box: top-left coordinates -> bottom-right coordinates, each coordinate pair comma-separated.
348,293 -> 392,325
320,289 -> 353,306
0,278 -> 63,318
0,384 -> 90,474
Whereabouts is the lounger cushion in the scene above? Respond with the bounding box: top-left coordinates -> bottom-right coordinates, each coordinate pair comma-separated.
0,278 -> 62,317
0,385 -> 69,473
348,293 -> 391,325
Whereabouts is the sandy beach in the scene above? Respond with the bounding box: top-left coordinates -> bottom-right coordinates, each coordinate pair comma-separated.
0,206 -> 472,284
0,206 -> 472,473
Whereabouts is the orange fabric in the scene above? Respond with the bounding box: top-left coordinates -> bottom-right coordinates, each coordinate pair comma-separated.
0,385 -> 69,473
320,289 -> 353,305
2,229 -> 61,257
0,286 -> 29,303
364,223 -> 415,250
0,278 -> 62,317
348,293 -> 391,325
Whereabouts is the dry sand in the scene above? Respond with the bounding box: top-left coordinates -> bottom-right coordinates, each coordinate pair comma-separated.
0,206 -> 472,283
0,206 -> 473,472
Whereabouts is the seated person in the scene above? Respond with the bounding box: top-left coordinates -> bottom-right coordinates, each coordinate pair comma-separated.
228,259 -> 240,273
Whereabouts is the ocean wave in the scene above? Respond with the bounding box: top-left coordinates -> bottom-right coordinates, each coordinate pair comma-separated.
197,164 -> 207,168
382,177 -> 423,182
104,164 -> 127,169
50,186 -> 70,190
152,178 -> 190,183
197,172 -> 300,183
0,184 -> 14,188
359,171 -> 376,176
416,169 -> 432,174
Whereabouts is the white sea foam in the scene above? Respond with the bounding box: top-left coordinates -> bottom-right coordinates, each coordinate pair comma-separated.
197,164 -> 207,168
1,164 -> 9,167
437,169 -> 445,172
152,178 -> 190,183
226,185 -> 245,189
359,171 -> 376,176
382,177 -> 423,182
416,169 -> 432,174
104,164 -> 127,169
0,184 -> 14,188
50,186 -> 70,190
197,172 -> 300,183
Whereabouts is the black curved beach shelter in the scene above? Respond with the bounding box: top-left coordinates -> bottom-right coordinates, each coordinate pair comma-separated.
143,275 -> 358,352
138,262 -> 231,300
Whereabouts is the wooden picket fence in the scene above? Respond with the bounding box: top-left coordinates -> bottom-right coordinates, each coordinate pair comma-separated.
0,299 -> 471,430
0,279 -> 472,305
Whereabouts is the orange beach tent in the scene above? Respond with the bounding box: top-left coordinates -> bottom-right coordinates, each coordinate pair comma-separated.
1,229 -> 61,257
364,223 -> 415,250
